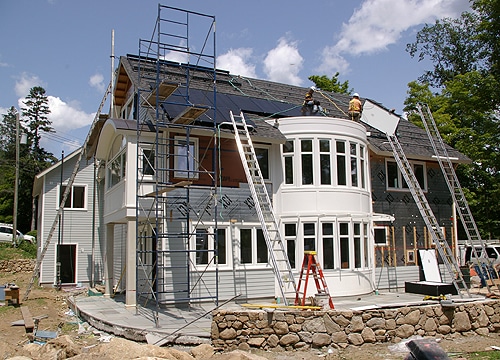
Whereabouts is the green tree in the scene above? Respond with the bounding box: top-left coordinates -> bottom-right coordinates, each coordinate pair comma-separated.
405,0 -> 500,238
308,73 -> 351,94
0,87 -> 56,233
21,86 -> 54,161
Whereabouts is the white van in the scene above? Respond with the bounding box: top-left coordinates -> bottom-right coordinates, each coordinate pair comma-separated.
0,223 -> 35,244
458,243 -> 500,266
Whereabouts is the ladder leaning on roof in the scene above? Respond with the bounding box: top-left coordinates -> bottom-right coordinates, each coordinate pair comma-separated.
229,111 -> 297,305
23,81 -> 112,301
416,103 -> 500,292
386,133 -> 470,298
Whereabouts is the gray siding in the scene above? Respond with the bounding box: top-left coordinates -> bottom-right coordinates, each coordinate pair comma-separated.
190,268 -> 275,303
39,155 -> 102,285
375,265 -> 420,290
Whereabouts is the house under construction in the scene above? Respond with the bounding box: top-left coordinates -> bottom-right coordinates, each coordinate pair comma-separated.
33,5 -> 478,310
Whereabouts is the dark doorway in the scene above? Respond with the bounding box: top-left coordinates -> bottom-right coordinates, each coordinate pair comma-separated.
58,244 -> 76,284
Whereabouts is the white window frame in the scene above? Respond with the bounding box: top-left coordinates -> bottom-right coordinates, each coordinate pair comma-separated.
300,139 -> 314,186
237,226 -> 269,267
193,226 -> 228,267
58,183 -> 87,210
373,226 -> 389,246
255,146 -> 270,180
386,159 -> 427,191
319,139 -> 332,185
174,136 -> 199,179
283,140 -> 295,185
107,150 -> 126,189
139,145 -> 155,178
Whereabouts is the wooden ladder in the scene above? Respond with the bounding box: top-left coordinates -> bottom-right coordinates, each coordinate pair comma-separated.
294,251 -> 334,309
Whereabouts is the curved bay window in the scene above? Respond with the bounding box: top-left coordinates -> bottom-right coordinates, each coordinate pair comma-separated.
283,137 -> 367,189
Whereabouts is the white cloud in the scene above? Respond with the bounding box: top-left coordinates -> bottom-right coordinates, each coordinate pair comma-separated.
263,37 -> 303,86
46,96 -> 94,132
217,48 -> 257,78
89,73 -> 105,93
318,0 -> 470,74
162,40 -> 189,64
14,72 -> 46,98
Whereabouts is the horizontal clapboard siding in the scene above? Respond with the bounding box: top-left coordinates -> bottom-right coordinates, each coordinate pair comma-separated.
375,266 -> 420,290
39,155 -> 102,285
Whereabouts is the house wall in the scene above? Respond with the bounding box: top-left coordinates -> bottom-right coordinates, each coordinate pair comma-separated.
370,153 -> 455,267
272,116 -> 378,297
38,155 -> 102,286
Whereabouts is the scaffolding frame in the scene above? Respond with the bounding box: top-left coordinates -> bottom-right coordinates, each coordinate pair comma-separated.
135,5 -> 218,312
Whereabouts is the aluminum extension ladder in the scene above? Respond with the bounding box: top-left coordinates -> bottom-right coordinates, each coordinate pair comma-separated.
230,111 -> 296,305
295,251 -> 334,309
416,103 -> 500,292
386,133 -> 470,297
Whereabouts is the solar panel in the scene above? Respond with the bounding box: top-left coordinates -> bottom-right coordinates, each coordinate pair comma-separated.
153,87 -> 301,127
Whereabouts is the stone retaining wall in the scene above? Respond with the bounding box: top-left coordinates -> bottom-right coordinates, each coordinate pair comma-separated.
212,300 -> 500,350
0,259 -> 36,273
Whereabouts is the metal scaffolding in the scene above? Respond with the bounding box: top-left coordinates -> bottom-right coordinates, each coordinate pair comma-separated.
134,5 -> 218,309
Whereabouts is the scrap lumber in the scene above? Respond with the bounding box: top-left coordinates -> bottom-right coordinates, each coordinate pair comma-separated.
20,306 -> 35,333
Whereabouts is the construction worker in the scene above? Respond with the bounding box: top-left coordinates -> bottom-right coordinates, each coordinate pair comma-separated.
348,93 -> 363,122
301,87 -> 323,116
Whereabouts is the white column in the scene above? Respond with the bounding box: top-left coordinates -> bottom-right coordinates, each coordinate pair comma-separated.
104,224 -> 114,297
125,218 -> 137,307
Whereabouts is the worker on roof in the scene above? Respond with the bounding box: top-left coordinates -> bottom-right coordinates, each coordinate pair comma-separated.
348,93 -> 363,122
301,87 -> 323,116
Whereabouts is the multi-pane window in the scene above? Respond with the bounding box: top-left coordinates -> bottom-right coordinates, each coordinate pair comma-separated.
195,229 -> 209,265
60,185 -> 86,209
255,148 -> 269,180
363,224 -> 369,268
195,228 -> 226,265
360,145 -> 366,189
240,228 -> 268,264
354,223 -> 361,268
141,148 -> 155,176
284,224 -> 296,269
282,138 -> 367,188
322,223 -> 334,269
241,229 -> 252,264
175,137 -> 198,179
283,141 -> 294,184
303,223 -> 316,251
107,151 -> 126,189
319,139 -> 331,185
336,141 -> 347,186
301,140 -> 313,185
217,229 -> 226,265
350,143 -> 358,187
386,160 -> 426,190
339,222 -> 349,269
256,229 -> 268,264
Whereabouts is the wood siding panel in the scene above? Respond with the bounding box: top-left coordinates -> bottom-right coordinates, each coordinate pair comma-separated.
39,156 -> 102,285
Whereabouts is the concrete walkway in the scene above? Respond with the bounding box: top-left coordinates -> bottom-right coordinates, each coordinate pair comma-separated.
69,289 -> 486,346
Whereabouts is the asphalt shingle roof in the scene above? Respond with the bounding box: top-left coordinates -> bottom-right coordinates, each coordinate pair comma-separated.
114,54 -> 468,162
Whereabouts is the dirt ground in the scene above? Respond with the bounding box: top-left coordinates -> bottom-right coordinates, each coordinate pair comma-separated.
2,271 -> 500,360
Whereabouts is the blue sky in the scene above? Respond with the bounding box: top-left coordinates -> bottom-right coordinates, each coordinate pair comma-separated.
0,0 -> 471,158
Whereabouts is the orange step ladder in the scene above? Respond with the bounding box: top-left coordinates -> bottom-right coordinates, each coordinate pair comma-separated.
294,251 -> 334,309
